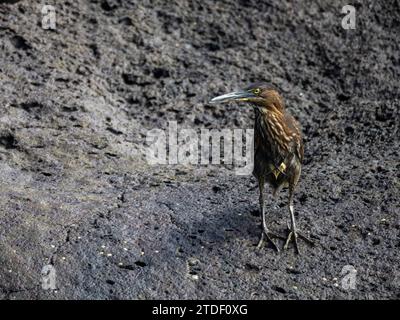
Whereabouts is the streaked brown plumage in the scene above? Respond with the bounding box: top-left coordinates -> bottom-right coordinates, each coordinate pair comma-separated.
211,83 -> 313,254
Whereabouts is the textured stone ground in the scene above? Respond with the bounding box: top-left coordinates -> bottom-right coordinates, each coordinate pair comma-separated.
0,0 -> 399,299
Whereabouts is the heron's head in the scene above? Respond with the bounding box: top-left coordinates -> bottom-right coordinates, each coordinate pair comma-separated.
210,83 -> 284,111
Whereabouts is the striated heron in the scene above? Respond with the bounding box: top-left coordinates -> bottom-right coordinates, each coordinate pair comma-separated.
210,83 -> 313,254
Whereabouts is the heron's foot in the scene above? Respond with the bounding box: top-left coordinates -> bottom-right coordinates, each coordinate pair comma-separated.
257,229 -> 283,252
283,223 -> 314,254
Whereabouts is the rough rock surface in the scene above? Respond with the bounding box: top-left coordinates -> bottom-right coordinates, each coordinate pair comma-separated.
0,0 -> 399,299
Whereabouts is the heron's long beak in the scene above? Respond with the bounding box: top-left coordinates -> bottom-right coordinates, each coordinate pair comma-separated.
210,90 -> 256,104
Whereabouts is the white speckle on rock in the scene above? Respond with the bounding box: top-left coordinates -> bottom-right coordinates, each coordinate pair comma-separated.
191,274 -> 199,280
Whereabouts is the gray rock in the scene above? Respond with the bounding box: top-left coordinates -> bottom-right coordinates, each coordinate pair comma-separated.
0,0 -> 398,299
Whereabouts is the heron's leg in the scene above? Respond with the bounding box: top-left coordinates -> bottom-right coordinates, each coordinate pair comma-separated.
284,186 -> 314,254
256,177 -> 281,251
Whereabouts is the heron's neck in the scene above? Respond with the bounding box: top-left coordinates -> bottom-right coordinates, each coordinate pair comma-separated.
254,107 -> 290,153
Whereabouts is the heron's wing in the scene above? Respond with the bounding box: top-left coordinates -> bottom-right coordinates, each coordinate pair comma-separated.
284,112 -> 304,163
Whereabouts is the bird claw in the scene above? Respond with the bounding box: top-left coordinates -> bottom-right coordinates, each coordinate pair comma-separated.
283,223 -> 314,254
257,229 -> 282,252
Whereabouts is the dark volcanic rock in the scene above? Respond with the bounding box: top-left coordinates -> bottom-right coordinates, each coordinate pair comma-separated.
0,0 -> 399,299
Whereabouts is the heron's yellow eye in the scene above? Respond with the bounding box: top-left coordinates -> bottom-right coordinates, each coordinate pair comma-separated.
253,88 -> 260,94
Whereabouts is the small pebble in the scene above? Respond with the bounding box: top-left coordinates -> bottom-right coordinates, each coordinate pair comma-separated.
51,245 -> 55,248
99,251 -> 104,255
106,253 -> 112,257
334,283 -> 339,287
123,247 -> 128,251
333,277 -> 338,281
118,262 -> 123,266
141,251 -> 145,255
292,285 -> 298,290
188,258 -> 198,266
61,257 -> 66,260
191,274 -> 199,280
322,277 -> 327,281
155,250 -> 159,253
101,245 -> 106,249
